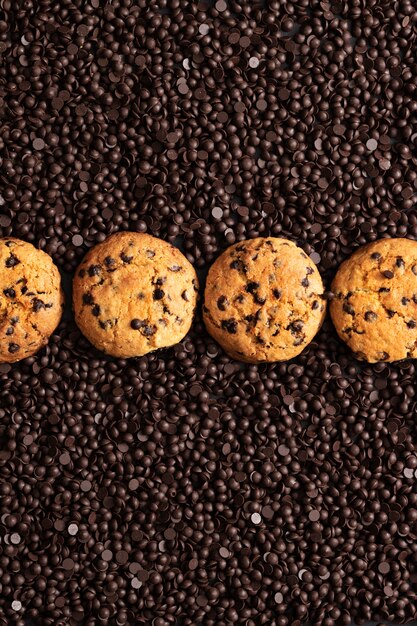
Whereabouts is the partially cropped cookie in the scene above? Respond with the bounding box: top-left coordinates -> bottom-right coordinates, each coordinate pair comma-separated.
331,238 -> 417,363
203,237 -> 326,363
73,232 -> 198,358
0,238 -> 64,363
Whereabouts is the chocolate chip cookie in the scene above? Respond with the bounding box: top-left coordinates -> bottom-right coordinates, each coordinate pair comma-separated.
203,237 -> 326,363
0,238 -> 64,363
331,238 -> 417,362
73,232 -> 198,358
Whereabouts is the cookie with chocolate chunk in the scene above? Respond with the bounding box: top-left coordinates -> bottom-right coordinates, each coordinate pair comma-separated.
203,237 -> 326,363
0,238 -> 64,363
73,232 -> 198,358
331,238 -> 417,363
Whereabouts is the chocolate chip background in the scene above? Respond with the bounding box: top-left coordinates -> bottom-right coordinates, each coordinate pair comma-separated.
1,1 -> 417,625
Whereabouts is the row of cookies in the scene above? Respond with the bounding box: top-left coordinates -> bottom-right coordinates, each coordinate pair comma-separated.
1,234 -> 416,364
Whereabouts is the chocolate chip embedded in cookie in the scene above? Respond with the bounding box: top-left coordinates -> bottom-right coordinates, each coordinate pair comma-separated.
73,232 -> 199,358
0,238 -> 64,363
203,237 -> 326,363
331,238 -> 417,363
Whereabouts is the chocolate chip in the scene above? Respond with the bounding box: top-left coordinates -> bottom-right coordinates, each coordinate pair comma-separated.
83,293 -> 94,305
120,253 -> 133,263
32,298 -> 52,312
181,290 -> 189,302
382,270 -> 394,279
88,264 -> 101,277
217,296 -> 228,310
92,304 -> 100,317
221,319 -> 238,334
131,319 -> 145,330
152,288 -> 164,301
365,311 -> 377,322
8,343 -> 20,353
246,281 -> 260,293
230,259 -> 247,273
141,324 -> 156,337
343,302 -> 355,316
104,256 -> 116,267
5,254 -> 20,268
3,287 -> 16,298
287,320 -> 304,335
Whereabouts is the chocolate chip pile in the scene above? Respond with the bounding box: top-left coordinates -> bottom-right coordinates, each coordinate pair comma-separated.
1,1 -> 417,625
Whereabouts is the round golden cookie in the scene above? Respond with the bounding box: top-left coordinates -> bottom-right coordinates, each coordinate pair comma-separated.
331,238 -> 417,363
203,237 -> 326,363
73,232 -> 199,358
0,238 -> 64,363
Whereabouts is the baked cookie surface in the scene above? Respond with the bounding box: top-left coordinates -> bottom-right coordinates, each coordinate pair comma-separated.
331,238 -> 417,363
73,232 -> 198,358
203,237 -> 326,363
0,238 -> 64,363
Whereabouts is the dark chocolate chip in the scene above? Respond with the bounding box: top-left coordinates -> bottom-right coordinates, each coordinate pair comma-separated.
153,289 -> 164,300
287,320 -> 304,335
221,319 -> 238,334
104,256 -> 116,267
230,259 -> 247,273
141,324 -> 156,336
5,254 -> 20,268
343,303 -> 355,316
83,293 -> 94,305
217,296 -> 228,310
246,281 -> 260,294
32,298 -> 51,312
131,319 -> 145,330
88,264 -> 101,277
